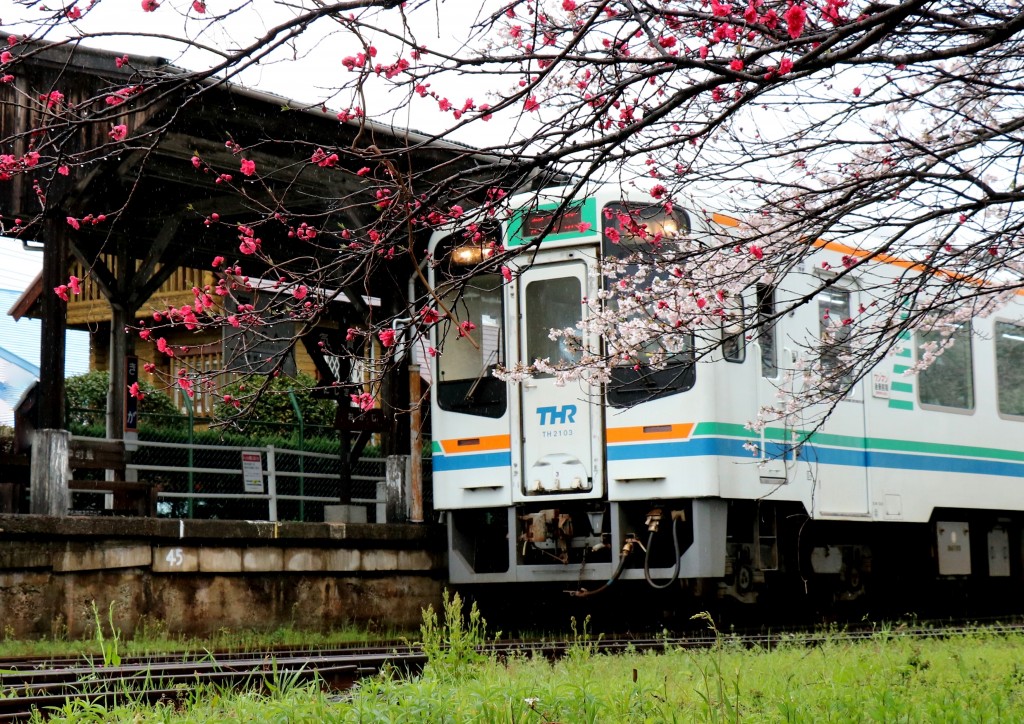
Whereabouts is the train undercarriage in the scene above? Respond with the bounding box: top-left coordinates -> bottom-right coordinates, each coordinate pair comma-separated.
446,500 -> 1024,625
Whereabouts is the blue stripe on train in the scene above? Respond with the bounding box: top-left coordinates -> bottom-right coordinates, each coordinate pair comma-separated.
608,438 -> 1024,478
607,438 -> 750,461
434,438 -> 1024,478
432,451 -> 511,472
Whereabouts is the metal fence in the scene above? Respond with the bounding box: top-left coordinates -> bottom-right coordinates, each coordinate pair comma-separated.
67,408 -> 391,522
129,439 -> 387,522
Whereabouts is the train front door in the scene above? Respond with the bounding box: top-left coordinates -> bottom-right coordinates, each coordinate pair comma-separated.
514,258 -> 603,497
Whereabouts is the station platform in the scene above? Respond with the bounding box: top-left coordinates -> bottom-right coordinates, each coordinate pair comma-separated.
0,515 -> 446,638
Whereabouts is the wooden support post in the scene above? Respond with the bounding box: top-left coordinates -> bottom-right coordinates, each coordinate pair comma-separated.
385,454 -> 410,523
408,364 -> 424,523
107,302 -> 128,440
38,217 -> 68,429
30,429 -> 70,516
35,215 -> 71,516
338,428 -> 353,506
107,241 -> 138,442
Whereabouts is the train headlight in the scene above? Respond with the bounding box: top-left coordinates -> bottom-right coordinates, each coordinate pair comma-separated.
450,243 -> 495,266
659,218 -> 681,238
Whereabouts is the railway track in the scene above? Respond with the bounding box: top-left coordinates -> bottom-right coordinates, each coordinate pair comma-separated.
0,646 -> 427,723
3,621 -> 1023,721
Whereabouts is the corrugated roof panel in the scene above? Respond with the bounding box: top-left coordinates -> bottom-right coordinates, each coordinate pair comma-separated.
0,287 -> 90,374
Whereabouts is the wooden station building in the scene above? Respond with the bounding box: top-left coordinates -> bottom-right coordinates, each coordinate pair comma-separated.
0,38 -> 536,515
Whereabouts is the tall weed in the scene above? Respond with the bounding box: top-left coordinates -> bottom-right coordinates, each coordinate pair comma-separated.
90,601 -> 121,667
690,611 -> 741,723
417,589 -> 495,682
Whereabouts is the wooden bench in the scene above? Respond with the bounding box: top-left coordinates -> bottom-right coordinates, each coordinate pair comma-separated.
68,439 -> 157,517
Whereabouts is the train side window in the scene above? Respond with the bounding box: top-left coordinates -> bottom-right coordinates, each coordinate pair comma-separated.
918,322 -> 974,411
818,289 -> 853,390
756,284 -> 778,378
995,321 -> 1024,417
722,295 -> 745,363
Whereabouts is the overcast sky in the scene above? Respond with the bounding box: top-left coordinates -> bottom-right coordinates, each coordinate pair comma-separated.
0,1 -> 537,292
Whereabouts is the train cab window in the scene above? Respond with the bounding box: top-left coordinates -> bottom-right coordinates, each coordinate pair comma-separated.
756,284 -> 778,378
602,201 -> 695,407
602,202 -> 689,255
524,276 -> 582,373
918,322 -> 974,411
818,289 -> 853,390
434,233 -> 506,418
994,321 -> 1024,416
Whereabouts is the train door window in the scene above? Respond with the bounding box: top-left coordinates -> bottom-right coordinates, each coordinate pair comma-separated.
756,284 -> 778,378
918,322 -> 974,411
524,276 -> 582,373
994,321 -> 1024,417
818,289 -> 852,390
435,232 -> 506,418
722,295 -> 745,363
602,201 -> 695,407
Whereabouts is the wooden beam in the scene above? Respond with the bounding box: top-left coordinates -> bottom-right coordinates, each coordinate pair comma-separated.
131,261 -> 180,308
69,240 -> 119,301
131,216 -> 181,303
157,133 -> 363,195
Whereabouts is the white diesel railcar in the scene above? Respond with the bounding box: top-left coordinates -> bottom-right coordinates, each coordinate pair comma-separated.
426,186 -> 1024,605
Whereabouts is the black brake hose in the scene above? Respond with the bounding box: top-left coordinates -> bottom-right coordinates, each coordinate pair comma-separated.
570,539 -> 635,598
644,515 -> 681,589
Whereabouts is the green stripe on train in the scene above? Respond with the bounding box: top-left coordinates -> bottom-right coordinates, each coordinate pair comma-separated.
694,421 -> 1024,462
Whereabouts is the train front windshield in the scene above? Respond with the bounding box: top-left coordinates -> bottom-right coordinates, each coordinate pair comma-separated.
434,234 -> 506,418
524,275 -> 583,373
602,202 -> 696,407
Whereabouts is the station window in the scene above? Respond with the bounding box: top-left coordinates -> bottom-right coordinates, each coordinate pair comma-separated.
756,284 -> 778,378
995,321 -> 1024,417
818,289 -> 853,390
602,202 -> 695,407
918,322 -> 974,411
434,232 -> 506,418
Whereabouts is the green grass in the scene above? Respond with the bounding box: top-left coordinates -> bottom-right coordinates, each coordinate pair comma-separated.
31,628 -> 1024,722
24,597 -> 1024,722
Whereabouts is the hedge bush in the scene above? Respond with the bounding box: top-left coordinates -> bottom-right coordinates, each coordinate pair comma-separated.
212,372 -> 337,428
66,370 -> 184,429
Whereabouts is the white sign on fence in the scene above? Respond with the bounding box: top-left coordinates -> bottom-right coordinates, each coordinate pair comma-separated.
241,451 -> 264,493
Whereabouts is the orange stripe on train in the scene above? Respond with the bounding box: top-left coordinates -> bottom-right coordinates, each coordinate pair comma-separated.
811,237 -> 1023,293
606,423 -> 694,444
440,434 -> 512,454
